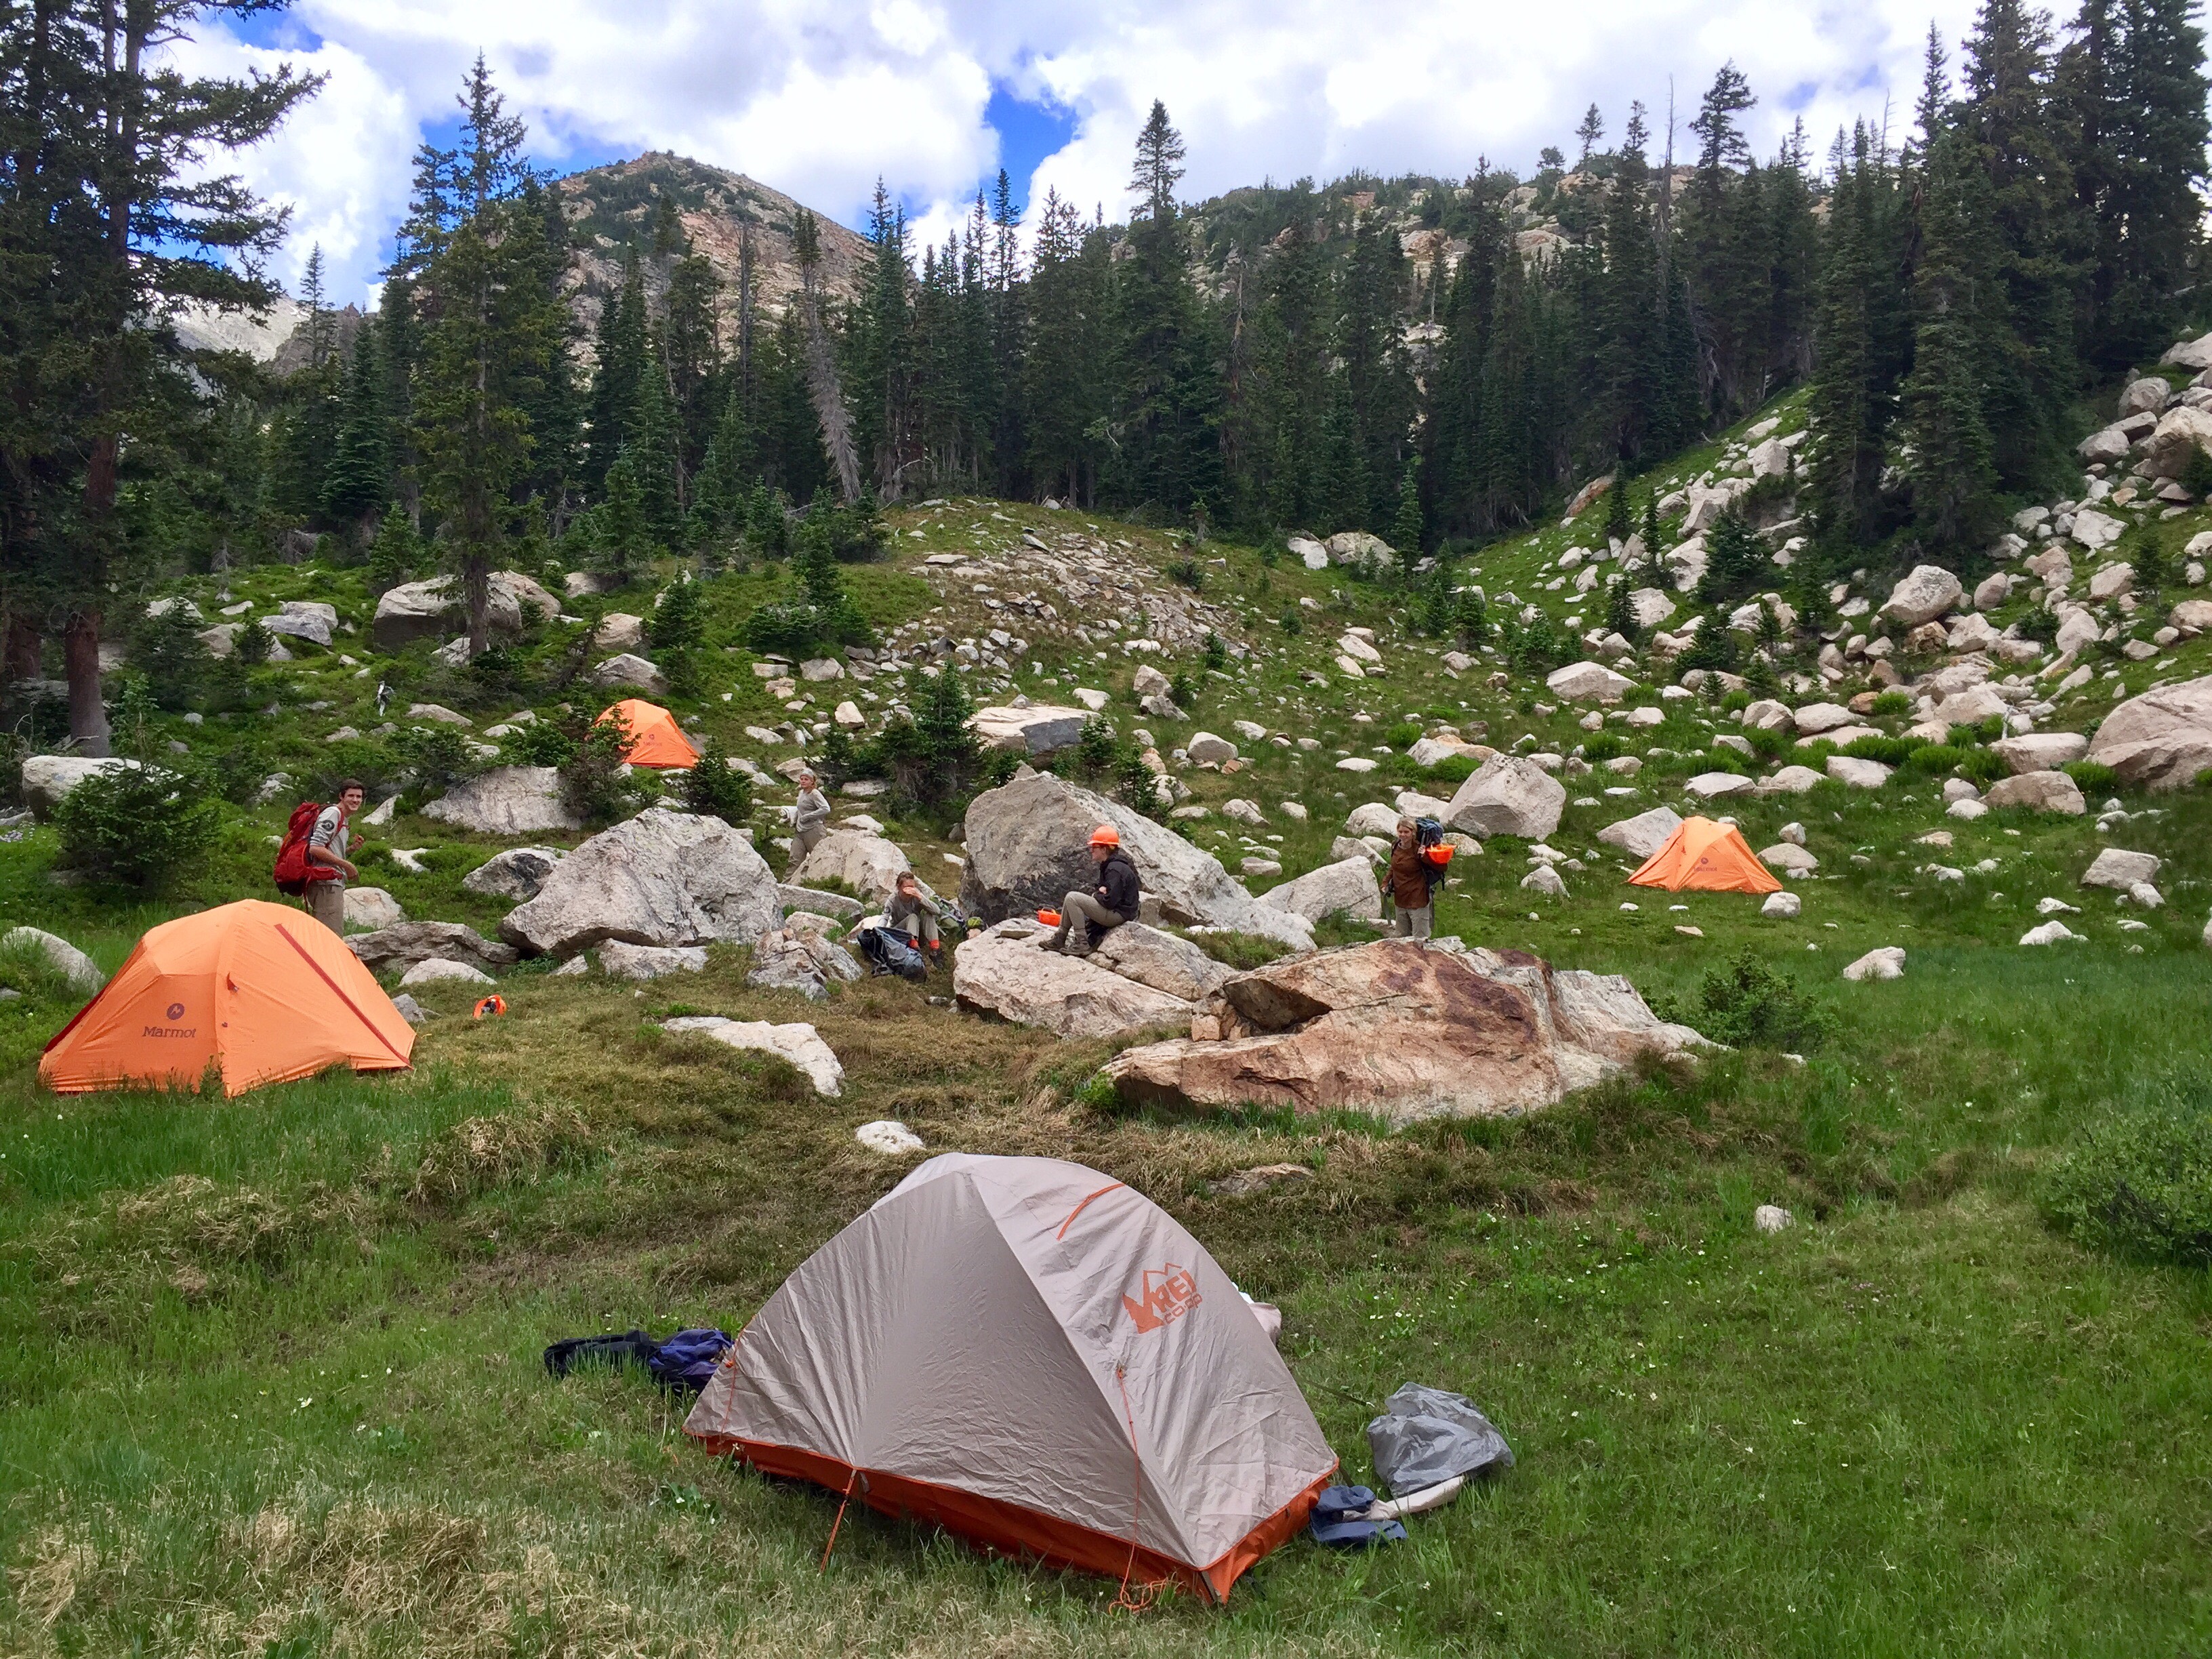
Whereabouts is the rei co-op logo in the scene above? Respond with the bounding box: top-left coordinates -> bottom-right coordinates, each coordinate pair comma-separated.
1122,1263 -> 1202,1333
144,1001 -> 194,1039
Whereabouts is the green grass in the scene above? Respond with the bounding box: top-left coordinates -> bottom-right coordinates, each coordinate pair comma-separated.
6,390 -> 2212,1652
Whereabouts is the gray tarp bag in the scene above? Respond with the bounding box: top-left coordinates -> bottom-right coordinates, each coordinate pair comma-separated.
1366,1382 -> 1515,1495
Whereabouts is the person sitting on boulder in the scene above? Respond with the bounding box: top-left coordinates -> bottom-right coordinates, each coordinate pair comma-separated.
1048,825 -> 1140,956
1388,817 -> 1434,941
790,771 -> 829,872
882,871 -> 942,968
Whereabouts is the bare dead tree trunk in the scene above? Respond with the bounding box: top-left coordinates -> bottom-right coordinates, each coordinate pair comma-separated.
64,610 -> 108,754
801,273 -> 861,504
4,614 -> 43,682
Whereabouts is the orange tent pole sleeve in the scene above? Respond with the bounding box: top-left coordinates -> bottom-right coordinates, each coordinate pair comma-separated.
274,923 -> 410,1064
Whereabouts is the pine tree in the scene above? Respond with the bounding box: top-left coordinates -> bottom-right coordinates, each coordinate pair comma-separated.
1604,475 -> 1633,547
1391,458 -> 1423,556
630,350 -> 682,545
595,453 -> 652,582
1605,574 -> 1635,640
1900,129 -> 2002,550
322,320 -> 391,528
1696,506 -> 1766,606
586,251 -> 649,491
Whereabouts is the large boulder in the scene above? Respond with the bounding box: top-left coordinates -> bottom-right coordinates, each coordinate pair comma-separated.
1545,661 -> 1635,702
499,807 -> 783,957
1091,922 -> 1234,1002
1,926 -> 104,994
346,920 -> 518,974
599,941 -> 709,981
1983,770 -> 2087,815
1441,755 -> 1567,840
2140,405 -> 2212,480
422,767 -> 583,836
1790,701 -> 1856,735
953,923 -> 1197,1039
662,1016 -> 844,1096
2082,847 -> 2160,890
2085,673 -> 2212,789
1101,939 -> 1705,1126
970,703 -> 1090,754
260,610 -> 331,649
461,845 -> 567,901
1597,805 -> 1683,861
371,571 -> 559,651
1992,732 -> 2089,775
1879,565 -> 1965,627
958,770 -> 1313,951
790,829 -> 914,903
745,926 -> 863,1000
777,884 -> 865,922
590,653 -> 666,693
1259,855 -> 1382,922
342,887 -> 406,930
20,755 -> 139,820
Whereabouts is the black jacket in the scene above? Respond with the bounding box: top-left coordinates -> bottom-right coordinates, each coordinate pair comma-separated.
1096,848 -> 1141,920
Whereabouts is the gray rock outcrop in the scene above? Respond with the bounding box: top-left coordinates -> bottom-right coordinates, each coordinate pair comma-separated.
346,920 -> 518,974
1101,939 -> 1706,1125
1260,856 -> 1382,922
1442,755 -> 1567,840
461,845 -> 567,901
1,926 -> 104,993
958,771 -> 1313,950
422,767 -> 583,836
970,703 -> 1089,754
20,756 -> 140,821
499,807 -> 783,957
1597,806 -> 1683,861
953,922 -> 1199,1039
2085,673 -> 2212,790
790,829 -> 914,902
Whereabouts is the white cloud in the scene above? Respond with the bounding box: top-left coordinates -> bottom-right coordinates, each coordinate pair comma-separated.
181,0 -> 1989,302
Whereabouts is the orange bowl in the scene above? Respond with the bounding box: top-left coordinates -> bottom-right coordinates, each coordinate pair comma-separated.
1036,909 -> 1063,927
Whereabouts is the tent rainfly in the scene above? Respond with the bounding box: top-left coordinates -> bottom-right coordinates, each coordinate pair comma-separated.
596,699 -> 700,769
1626,815 -> 1782,894
684,1153 -> 1338,1601
40,899 -> 415,1097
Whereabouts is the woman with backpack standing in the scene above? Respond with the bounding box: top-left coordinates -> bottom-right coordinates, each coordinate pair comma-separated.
303,781 -> 365,935
1388,819 -> 1435,941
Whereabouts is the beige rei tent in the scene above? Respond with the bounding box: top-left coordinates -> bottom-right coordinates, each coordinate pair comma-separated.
684,1153 -> 1337,1601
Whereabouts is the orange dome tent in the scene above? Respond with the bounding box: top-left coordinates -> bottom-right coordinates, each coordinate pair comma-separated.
40,900 -> 415,1097
1626,815 -> 1782,895
596,698 -> 700,769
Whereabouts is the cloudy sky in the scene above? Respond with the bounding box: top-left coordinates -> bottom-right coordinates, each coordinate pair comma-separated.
176,0 -> 1992,302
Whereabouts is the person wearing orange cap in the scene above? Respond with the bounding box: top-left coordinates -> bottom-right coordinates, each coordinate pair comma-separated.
1046,823 -> 1141,956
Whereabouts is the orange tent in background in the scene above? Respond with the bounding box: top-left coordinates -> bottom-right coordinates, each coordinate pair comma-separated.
40,900 -> 414,1097
1627,816 -> 1783,894
596,699 -> 699,769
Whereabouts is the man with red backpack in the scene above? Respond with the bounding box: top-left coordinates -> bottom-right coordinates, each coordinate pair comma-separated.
285,780 -> 364,934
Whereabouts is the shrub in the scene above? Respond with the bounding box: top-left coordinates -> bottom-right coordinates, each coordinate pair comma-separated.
1279,605 -> 1304,636
1582,729 -> 1625,762
390,722 -> 485,792
1843,734 -> 1919,765
1169,671 -> 1200,710
560,713 -> 637,825
2063,759 -> 2121,795
1427,754 -> 1477,785
1166,557 -> 1204,591
1689,951 -> 1835,1052
234,619 -> 274,665
677,735 -> 753,820
2039,1070 -> 2212,1267
1955,747 -> 2008,784
2181,445 -> 2212,505
1870,689 -> 1912,718
1904,743 -> 1967,775
1202,630 -> 1228,670
1073,716 -> 1121,780
500,721 -> 576,768
1743,725 -> 1790,762
53,760 -> 221,888
876,667 -> 985,806
129,607 -> 211,710
1191,930 -> 1295,971
1382,721 -> 1422,750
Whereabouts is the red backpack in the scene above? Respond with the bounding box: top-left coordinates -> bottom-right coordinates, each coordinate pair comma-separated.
273,801 -> 342,896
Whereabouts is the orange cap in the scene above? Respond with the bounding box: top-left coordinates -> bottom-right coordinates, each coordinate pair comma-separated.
1088,824 -> 1120,847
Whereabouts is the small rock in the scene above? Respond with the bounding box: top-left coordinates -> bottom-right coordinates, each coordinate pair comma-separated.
391,993 -> 428,1025
1761,890 -> 1802,919
1754,1204 -> 1794,1234
599,941 -> 709,980
399,956 -> 495,987
1843,947 -> 1906,982
2020,920 -> 2085,945
855,1120 -> 924,1155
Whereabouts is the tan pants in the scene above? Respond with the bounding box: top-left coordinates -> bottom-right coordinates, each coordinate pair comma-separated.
790,825 -> 825,872
1395,904 -> 1433,940
1049,890 -> 1124,953
306,879 -> 346,935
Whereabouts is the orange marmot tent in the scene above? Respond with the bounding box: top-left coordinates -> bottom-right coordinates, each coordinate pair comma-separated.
684,1153 -> 1338,1603
40,899 -> 414,1097
596,698 -> 700,769
1627,815 -> 1782,894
